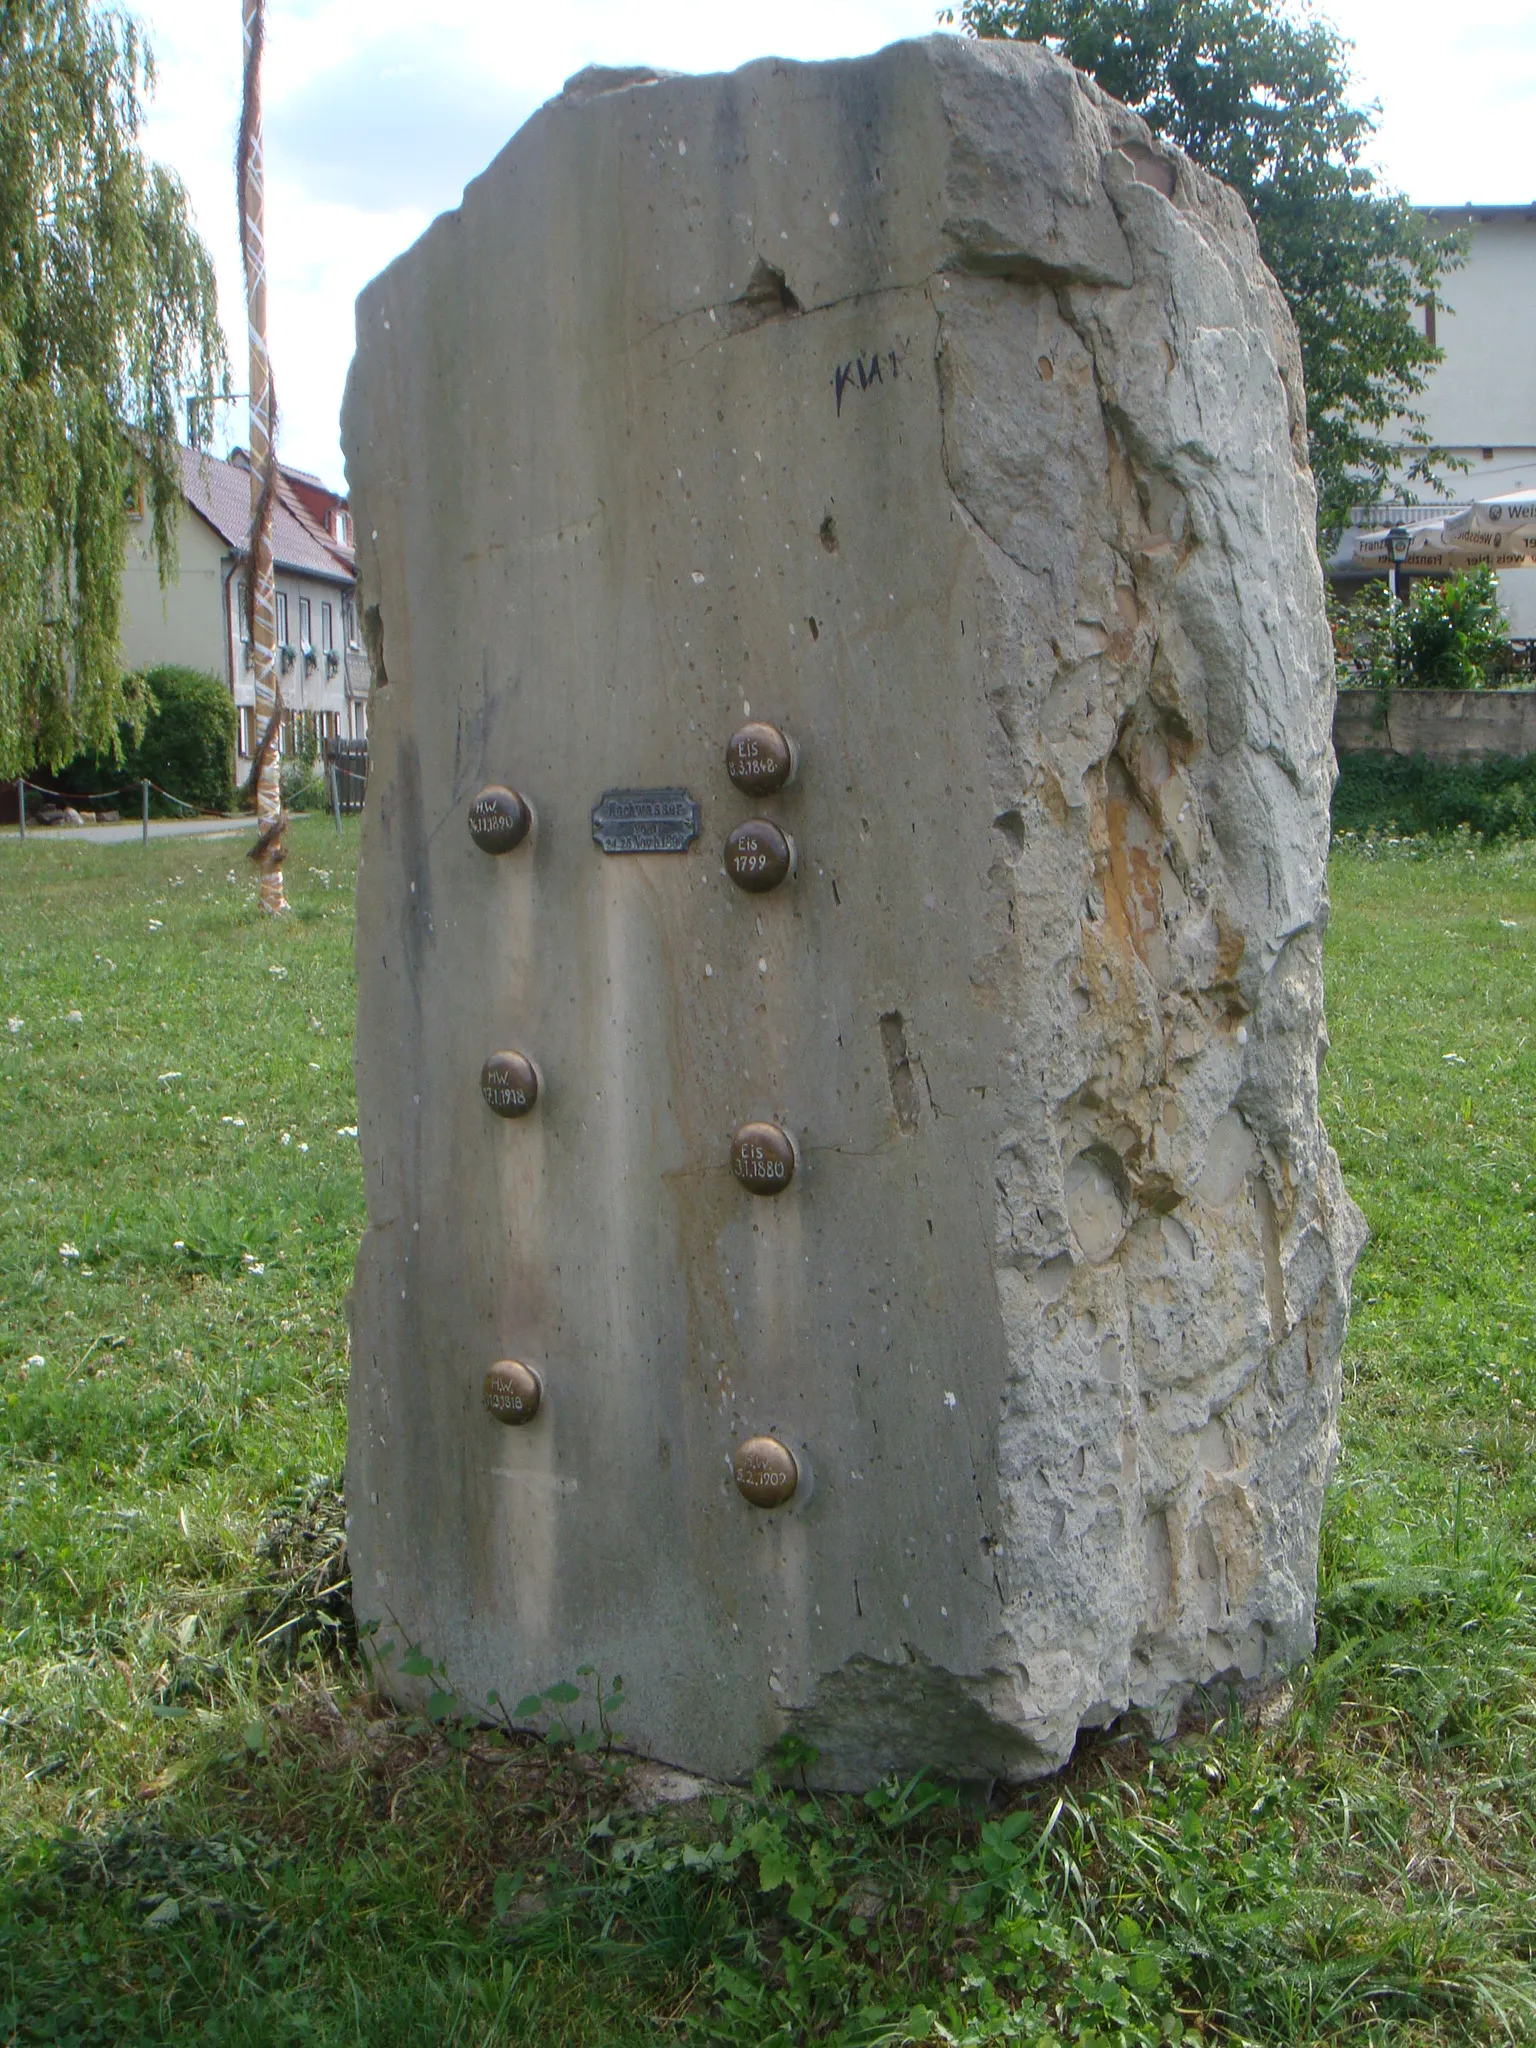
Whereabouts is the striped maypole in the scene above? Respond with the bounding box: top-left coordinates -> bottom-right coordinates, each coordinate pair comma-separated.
238,0 -> 287,913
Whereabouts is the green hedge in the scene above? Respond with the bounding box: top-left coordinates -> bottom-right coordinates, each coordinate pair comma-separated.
1333,751 -> 1536,841
61,666 -> 234,815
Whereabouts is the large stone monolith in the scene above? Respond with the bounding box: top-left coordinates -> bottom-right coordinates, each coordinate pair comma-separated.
341,35 -> 1365,1786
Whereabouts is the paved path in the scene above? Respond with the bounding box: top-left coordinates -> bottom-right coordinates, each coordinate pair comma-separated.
0,816 -> 253,847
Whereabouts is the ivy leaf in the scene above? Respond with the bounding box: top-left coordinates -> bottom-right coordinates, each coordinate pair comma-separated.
542,1680 -> 581,1705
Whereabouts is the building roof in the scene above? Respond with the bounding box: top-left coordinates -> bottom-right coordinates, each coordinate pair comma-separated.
1419,203 -> 1536,221
275,458 -> 336,496
177,444 -> 355,585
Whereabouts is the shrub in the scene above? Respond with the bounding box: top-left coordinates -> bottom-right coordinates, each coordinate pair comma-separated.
1333,750 -> 1536,840
1404,566 -> 1512,687
1329,581 -> 1395,690
1330,567 -> 1514,691
59,665 -> 234,814
281,759 -> 330,813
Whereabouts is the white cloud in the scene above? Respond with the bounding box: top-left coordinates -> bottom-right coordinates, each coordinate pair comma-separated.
131,0 -> 1536,486
1329,1 -> 1536,204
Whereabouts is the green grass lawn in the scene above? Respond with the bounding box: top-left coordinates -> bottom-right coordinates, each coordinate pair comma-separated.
0,822 -> 1532,2046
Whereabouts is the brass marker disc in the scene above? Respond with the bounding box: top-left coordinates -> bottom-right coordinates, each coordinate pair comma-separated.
483,1359 -> 542,1425
480,1050 -> 539,1118
733,1436 -> 799,1508
468,785 -> 533,855
725,818 -> 794,893
726,721 -> 796,796
731,1121 -> 797,1195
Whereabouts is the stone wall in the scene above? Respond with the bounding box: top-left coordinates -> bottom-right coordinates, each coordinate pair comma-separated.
1335,687 -> 1536,761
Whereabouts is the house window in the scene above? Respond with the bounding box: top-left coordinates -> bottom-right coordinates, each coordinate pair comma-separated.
349,699 -> 368,741
275,592 -> 289,646
342,596 -> 359,647
299,596 -> 312,649
321,601 -> 334,651
1423,297 -> 1437,346
334,509 -> 350,547
238,705 -> 255,756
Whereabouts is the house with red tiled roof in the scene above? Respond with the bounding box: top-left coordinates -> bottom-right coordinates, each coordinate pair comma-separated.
118,443 -> 371,775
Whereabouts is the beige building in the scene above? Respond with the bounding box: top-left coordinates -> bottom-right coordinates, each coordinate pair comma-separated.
119,444 -> 370,775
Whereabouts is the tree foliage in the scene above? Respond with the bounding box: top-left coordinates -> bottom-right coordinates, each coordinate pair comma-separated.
0,1 -> 226,777
952,0 -> 1461,538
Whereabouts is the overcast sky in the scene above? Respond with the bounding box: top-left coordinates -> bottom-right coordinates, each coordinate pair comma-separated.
132,0 -> 1536,490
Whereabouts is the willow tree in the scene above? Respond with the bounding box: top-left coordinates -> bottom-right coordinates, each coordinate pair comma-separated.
0,1 -> 227,777
953,0 -> 1460,540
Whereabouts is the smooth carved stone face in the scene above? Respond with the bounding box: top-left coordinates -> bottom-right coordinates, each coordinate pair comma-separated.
725,818 -> 794,892
468,785 -> 533,854
731,1121 -> 797,1194
734,1436 -> 798,1508
480,1051 -> 538,1118
483,1359 -> 542,1424
726,721 -> 796,796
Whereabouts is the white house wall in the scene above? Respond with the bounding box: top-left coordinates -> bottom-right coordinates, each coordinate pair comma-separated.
1421,216 -> 1536,450
1330,211 -> 1536,643
118,499 -> 228,677
1415,212 -> 1536,633
228,571 -> 355,712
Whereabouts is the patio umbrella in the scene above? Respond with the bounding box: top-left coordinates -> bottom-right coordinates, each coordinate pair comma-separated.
1351,517 -> 1536,573
1442,489 -> 1536,551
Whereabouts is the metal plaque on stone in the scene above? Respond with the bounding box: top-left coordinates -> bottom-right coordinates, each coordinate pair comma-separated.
591,787 -> 701,855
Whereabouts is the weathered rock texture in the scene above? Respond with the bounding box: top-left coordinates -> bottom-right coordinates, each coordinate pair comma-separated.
342,35 -> 1365,1786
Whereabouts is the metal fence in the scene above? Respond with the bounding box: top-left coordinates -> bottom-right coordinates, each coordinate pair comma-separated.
323,738 -> 369,814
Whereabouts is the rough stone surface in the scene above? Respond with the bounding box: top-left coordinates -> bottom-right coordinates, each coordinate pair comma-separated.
342,35 -> 1366,1787
1334,686 -> 1536,762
